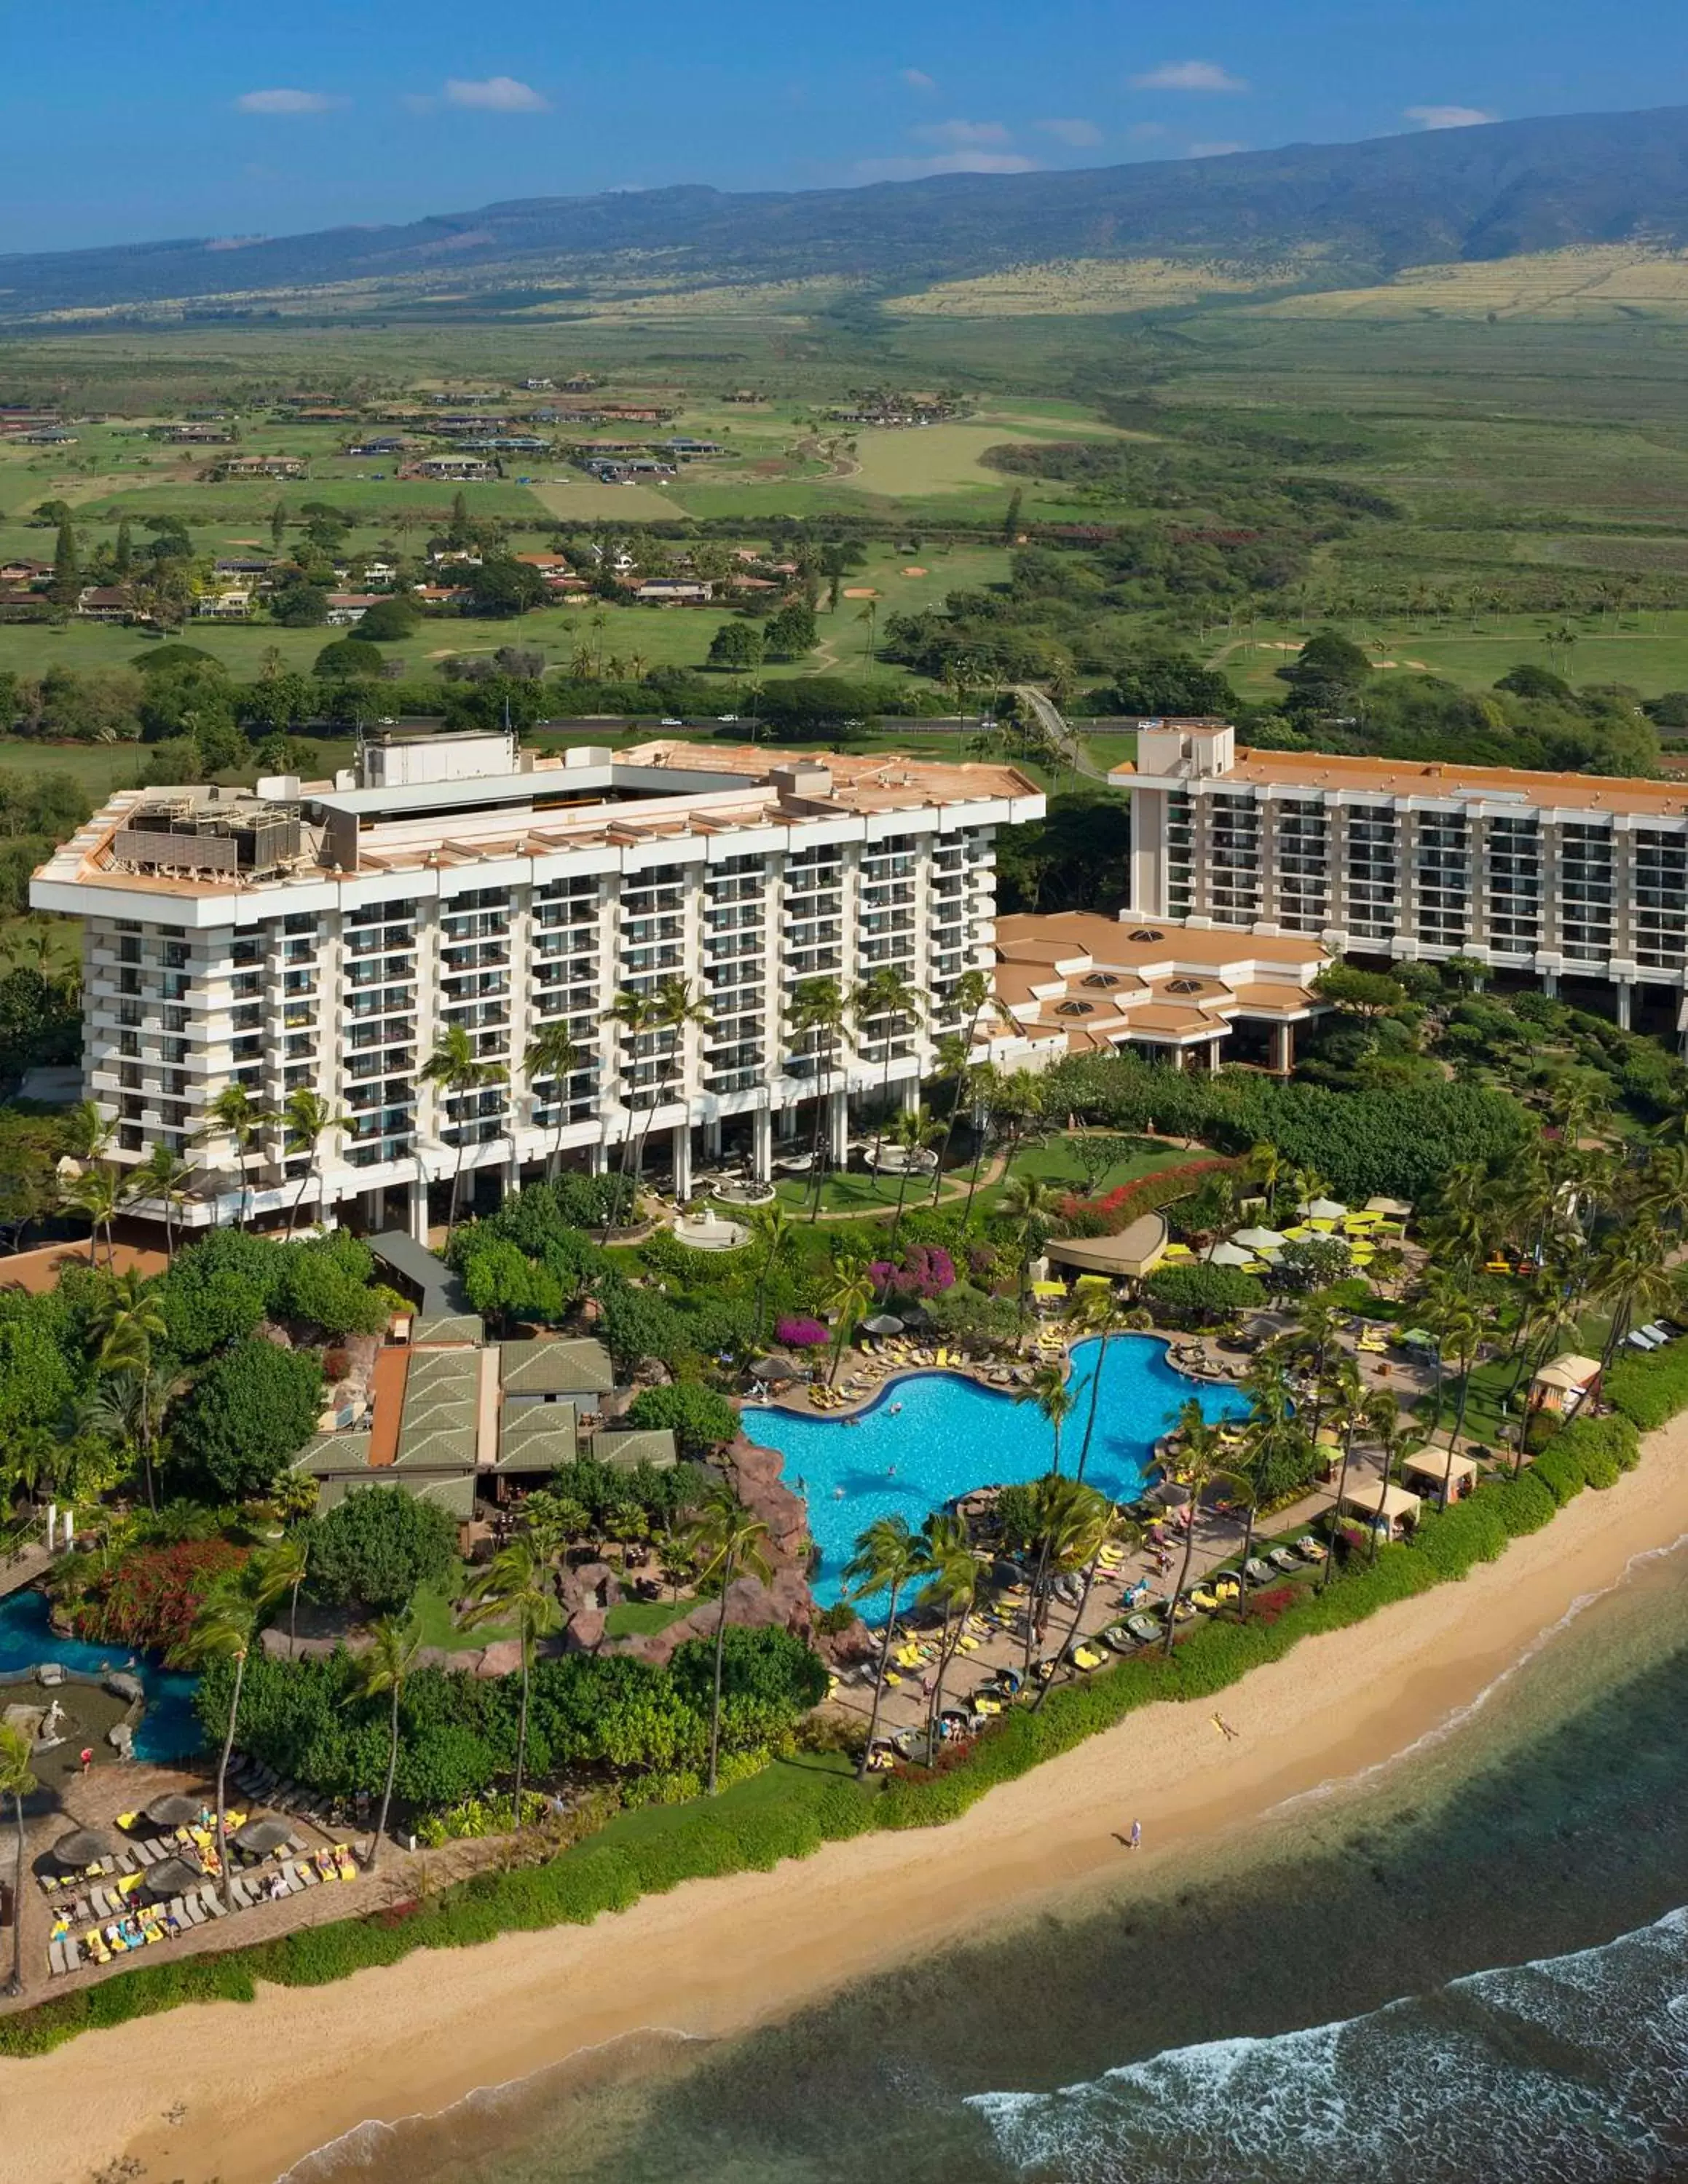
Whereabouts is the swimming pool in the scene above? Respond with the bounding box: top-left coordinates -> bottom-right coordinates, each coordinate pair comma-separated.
741,1336 -> 1250,1613
0,1586 -> 204,1762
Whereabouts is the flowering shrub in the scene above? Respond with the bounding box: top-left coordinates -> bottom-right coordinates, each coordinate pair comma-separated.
775,1315 -> 829,1350
1054,1158 -> 1237,1238
867,1245 -> 957,1299
71,1539 -> 248,1655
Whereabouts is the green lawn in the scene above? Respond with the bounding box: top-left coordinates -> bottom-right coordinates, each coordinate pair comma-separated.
1417,1309 -> 1612,1448
971,1131 -> 1196,1214
603,1597 -> 695,1638
410,1571 -> 512,1652
760,1130 -> 1188,1226
591,1746 -> 867,1853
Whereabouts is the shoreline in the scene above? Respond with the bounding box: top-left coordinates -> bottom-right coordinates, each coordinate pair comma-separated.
5,1418 -> 1688,2184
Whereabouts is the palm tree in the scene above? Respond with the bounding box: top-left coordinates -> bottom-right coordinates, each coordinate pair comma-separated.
960,1063 -> 1003,1227
133,1142 -> 193,1262
927,970 -> 1000,1203
85,1360 -> 175,1514
280,1088 -> 352,1237
787,975 -> 848,1220
643,975 -> 709,1197
851,966 -> 923,1179
602,986 -> 663,1221
522,1022 -> 581,1181
1035,1484 -> 1124,1712
886,1104 -> 943,1254
422,1024 -> 507,1241
66,1097 -> 114,1164
195,1081 -> 272,1230
65,1160 -> 127,1270
1161,1404 -> 1250,1654
264,1527 -> 311,1650
88,1271 -> 170,1506
918,1513 -> 986,1747
1281,1295 -> 1343,1446
1067,1289 -> 1127,1483
685,1481 -> 775,1795
0,1723 -> 36,1996
999,1171 -> 1057,1341
1362,1389 -> 1411,1555
824,1250 -> 875,1388
843,1514 -> 931,1779
460,1533 -> 562,1826
181,1564 -> 288,1912
1320,1358 -> 1369,1583
355,1608 -> 424,1871
749,1202 -> 791,1344
1016,1358 -> 1076,1474
1246,1140 -> 1286,1220
1432,1296 -> 1483,1476
1592,1223 -> 1676,1377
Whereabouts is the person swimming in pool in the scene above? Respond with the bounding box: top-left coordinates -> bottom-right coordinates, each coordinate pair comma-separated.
888,1401 -> 903,1416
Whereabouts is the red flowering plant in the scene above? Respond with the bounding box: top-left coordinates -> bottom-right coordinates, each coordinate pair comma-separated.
867,1245 -> 958,1300
71,1538 -> 249,1657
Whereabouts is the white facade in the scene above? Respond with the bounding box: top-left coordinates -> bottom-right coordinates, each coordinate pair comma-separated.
33,735 -> 1042,1233
1119,721 -> 1688,1016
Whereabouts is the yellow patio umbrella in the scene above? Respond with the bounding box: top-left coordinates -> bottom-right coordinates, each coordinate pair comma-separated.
1030,1279 -> 1068,1299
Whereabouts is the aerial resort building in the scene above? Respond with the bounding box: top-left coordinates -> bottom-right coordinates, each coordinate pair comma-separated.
1117,717 -> 1688,1032
32,729 -> 1042,1237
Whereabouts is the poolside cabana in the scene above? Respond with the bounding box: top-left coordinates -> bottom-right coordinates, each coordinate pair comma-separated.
1045,1213 -> 1169,1283
1337,1478 -> 1423,1537
1400,1447 -> 1480,1501
1530,1353 -> 1601,1417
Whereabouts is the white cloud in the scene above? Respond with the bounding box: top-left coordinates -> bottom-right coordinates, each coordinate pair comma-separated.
853,150 -> 1039,182
914,118 -> 1013,148
1038,117 -> 1103,148
443,76 -> 550,112
1404,103 -> 1498,129
900,68 -> 936,91
1129,60 -> 1248,93
1188,140 -> 1247,157
234,87 -> 340,116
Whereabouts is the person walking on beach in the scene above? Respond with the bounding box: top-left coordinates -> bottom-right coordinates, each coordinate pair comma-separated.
1128,1819 -> 1142,1851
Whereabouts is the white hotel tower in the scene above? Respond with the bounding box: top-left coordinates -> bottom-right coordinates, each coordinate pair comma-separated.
33,729 -> 1043,1239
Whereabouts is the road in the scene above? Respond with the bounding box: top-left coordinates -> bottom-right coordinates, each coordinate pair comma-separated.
1014,683 -> 1108,781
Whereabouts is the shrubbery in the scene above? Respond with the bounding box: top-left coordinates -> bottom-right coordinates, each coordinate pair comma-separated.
623,1382 -> 739,1455
303,1486 -> 458,1613
1604,1344 -> 1688,1432
68,1538 -> 248,1654
1142,1262 -> 1266,1320
171,1338 -> 323,1498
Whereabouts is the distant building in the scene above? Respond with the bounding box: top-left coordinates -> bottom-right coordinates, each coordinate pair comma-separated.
218,456 -> 307,480
76,585 -> 133,622
411,456 -> 494,481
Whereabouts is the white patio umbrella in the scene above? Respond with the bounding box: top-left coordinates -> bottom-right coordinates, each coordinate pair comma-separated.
1202,1240 -> 1255,1267
1304,1196 -> 1349,1220
1232,1226 -> 1287,1251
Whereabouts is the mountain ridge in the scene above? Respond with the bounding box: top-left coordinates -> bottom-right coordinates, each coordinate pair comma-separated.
5,105 -> 1688,320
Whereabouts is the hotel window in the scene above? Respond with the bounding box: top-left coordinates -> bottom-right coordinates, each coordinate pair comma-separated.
1345,808 -> 1400,942
1274,801 -> 1330,934
1416,816 -> 1471,949
1207,793 -> 1261,922
1558,823 -> 1614,962
1165,794 -> 1194,916
1634,828 -> 1688,970
1485,815 -> 1542,954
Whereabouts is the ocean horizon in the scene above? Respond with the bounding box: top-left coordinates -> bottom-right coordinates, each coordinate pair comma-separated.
285,1531 -> 1688,2184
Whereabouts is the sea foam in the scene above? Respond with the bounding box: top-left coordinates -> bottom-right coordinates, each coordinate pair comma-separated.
969,1907 -> 1688,2183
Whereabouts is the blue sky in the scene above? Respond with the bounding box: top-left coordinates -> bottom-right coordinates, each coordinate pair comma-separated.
5,0 -> 1687,251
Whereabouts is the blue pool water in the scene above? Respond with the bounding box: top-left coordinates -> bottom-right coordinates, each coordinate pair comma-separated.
0,1586 -> 204,1762
741,1336 -> 1250,1612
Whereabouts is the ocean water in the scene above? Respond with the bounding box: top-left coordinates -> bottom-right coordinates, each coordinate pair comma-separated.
289,1532 -> 1688,2184
741,1336 -> 1250,1607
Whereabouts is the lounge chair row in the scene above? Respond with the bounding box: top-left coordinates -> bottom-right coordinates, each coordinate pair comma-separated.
47,1845 -> 369,1978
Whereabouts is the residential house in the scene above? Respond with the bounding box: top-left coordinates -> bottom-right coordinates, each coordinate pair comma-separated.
411,456 -> 494,481
326,593 -> 387,625
218,456 -> 307,480
633,578 -> 713,606
76,586 -> 133,622
196,588 -> 253,620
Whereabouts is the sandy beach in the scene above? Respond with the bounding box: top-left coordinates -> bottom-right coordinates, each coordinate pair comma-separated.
6,1420 -> 1688,2184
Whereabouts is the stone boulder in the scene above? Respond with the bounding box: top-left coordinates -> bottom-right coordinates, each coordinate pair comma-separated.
559,1560 -> 622,1615
107,1721 -> 135,1756
103,1671 -> 144,1703
563,1608 -> 605,1654
729,1437 -> 809,1559
35,1661 -> 66,1688
473,1639 -> 526,1680
625,1568 -> 817,1666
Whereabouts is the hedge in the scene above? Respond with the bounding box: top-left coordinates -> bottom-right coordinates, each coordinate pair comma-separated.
0,1399 -> 1660,2058
1603,1344 -> 1688,1433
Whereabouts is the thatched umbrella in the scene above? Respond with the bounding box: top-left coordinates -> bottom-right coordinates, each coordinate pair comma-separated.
748,1355 -> 800,1385
145,1855 -> 207,1899
232,1817 -> 293,1858
863,1313 -> 905,1336
50,1827 -> 116,1870
144,1793 -> 204,1829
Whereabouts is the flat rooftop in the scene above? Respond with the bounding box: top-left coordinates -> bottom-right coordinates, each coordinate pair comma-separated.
33,741 -> 1042,908
1116,745 -> 1688,820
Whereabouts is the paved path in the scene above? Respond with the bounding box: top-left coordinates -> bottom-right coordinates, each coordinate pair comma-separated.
1014,683 -> 1108,781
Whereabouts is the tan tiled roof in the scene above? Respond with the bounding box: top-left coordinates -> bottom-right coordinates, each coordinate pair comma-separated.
1124,745 -> 1688,820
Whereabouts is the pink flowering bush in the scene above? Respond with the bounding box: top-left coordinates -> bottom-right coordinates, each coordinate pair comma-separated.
775,1315 -> 829,1350
867,1245 -> 957,1300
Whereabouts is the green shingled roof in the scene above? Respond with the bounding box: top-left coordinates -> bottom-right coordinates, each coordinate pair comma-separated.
412,1312 -> 485,1347
395,1350 -> 481,1468
588,1427 -> 677,1472
495,1402 -> 578,1472
291,1431 -> 373,1476
500,1337 -> 615,1397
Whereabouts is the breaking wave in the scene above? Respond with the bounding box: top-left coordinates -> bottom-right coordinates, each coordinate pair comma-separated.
970,1907 -> 1688,2183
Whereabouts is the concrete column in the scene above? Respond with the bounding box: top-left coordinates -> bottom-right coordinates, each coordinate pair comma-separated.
753,1107 -> 773,1181
827,1088 -> 850,1166
1615,979 -> 1633,1031
704,1117 -> 723,1159
1543,972 -> 1560,1000
671,1122 -> 693,1202
588,1136 -> 608,1176
1172,1047 -> 1188,1073
407,1174 -> 428,1244
899,1075 -> 920,1115
1272,1022 -> 1294,1074
1210,1040 -> 1223,1073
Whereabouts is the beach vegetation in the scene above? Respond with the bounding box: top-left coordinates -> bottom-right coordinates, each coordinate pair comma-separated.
301,1487 -> 459,1615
